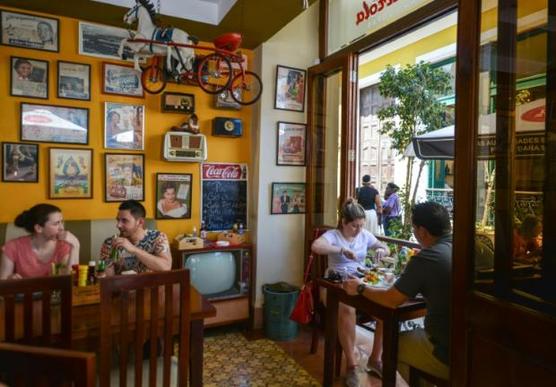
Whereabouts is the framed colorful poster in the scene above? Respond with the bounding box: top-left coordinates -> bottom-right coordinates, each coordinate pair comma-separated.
2,142 -> 39,182
10,56 -> 48,99
49,147 -> 93,199
271,182 -> 306,215
276,121 -> 306,166
105,153 -> 144,202
274,65 -> 306,112
57,61 -> 91,100
1,10 -> 59,52
155,173 -> 192,219
161,92 -> 194,113
21,103 -> 89,145
103,62 -> 144,97
104,102 -> 144,150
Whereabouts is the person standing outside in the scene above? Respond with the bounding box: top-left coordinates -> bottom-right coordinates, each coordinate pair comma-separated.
100,200 -> 171,274
382,182 -> 401,236
344,201 -> 452,383
356,175 -> 382,235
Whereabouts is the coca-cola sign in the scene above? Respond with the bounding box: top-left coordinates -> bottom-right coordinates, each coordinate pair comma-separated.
202,163 -> 247,180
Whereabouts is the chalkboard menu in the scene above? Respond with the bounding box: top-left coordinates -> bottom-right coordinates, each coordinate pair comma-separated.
201,163 -> 248,231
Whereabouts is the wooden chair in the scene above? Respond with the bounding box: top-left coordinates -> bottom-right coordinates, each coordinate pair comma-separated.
0,275 -> 72,348
99,269 -> 191,387
409,366 -> 449,387
0,342 -> 95,387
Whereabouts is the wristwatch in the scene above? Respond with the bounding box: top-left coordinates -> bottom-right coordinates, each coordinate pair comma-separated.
357,283 -> 366,295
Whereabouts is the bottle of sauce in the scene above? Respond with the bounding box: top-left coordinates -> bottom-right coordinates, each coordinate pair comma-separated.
87,261 -> 96,285
200,221 -> 207,240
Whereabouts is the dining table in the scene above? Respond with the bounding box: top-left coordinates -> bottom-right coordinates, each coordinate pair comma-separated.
317,278 -> 427,387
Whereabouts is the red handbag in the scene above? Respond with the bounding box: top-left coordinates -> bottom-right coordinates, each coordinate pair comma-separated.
289,253 -> 315,325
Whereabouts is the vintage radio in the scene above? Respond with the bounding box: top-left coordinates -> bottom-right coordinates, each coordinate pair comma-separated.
163,132 -> 207,162
212,117 -> 243,137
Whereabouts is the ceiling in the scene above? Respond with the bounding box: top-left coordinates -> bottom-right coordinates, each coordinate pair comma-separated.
0,0 -> 318,49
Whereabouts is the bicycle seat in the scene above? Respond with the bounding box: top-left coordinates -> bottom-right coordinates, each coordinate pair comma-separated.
213,32 -> 242,52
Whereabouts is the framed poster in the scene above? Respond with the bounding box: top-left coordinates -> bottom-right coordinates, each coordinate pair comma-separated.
161,92 -> 194,113
78,21 -> 137,61
2,142 -> 38,182
21,103 -> 89,145
49,147 -> 93,199
105,153 -> 144,202
104,102 -> 144,150
57,61 -> 91,100
10,56 -> 48,99
103,62 -> 144,97
276,121 -> 306,166
274,65 -> 306,112
1,10 -> 59,52
271,182 -> 306,215
155,173 -> 192,219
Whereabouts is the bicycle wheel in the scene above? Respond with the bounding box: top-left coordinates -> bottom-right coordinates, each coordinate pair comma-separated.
141,63 -> 167,94
196,53 -> 232,94
230,70 -> 263,105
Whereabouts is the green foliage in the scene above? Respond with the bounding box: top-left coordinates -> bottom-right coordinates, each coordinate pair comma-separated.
385,217 -> 412,240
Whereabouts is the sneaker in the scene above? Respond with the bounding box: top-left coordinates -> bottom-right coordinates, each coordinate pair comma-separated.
344,367 -> 360,387
366,359 -> 383,379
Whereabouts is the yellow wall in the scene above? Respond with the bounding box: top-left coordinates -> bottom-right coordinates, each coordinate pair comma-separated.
0,6 -> 253,241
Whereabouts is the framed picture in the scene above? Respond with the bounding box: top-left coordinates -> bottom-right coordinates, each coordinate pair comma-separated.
271,182 -> 306,215
57,61 -> 91,100
155,173 -> 192,219
105,153 -> 145,202
1,10 -> 59,52
103,62 -> 144,98
21,103 -> 89,145
78,21 -> 138,61
48,147 -> 93,199
104,102 -> 144,150
2,142 -> 38,182
10,56 -> 48,99
214,89 -> 241,110
161,92 -> 194,113
274,65 -> 307,112
276,121 -> 306,166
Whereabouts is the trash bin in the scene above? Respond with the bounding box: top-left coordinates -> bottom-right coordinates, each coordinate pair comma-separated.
262,282 -> 299,341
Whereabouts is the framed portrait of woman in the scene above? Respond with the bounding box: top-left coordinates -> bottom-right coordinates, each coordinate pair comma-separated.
104,102 -> 144,150
48,147 -> 93,199
10,56 -> 48,99
155,173 -> 192,219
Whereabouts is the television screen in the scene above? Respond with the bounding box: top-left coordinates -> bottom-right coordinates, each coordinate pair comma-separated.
184,251 -> 236,295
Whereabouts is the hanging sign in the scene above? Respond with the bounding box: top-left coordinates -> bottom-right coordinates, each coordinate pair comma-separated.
327,0 -> 433,55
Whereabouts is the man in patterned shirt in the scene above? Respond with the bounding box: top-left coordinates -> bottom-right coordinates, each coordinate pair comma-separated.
101,200 -> 172,274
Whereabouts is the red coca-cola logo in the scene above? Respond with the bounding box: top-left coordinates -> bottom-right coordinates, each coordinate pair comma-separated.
521,106 -> 545,122
25,114 -> 52,124
203,164 -> 243,180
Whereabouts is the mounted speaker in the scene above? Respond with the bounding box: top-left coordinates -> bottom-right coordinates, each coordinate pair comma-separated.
212,117 -> 243,137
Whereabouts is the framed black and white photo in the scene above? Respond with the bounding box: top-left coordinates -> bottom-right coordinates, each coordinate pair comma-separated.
78,21 -> 136,61
1,10 -> 59,52
161,92 -> 194,113
274,65 -> 307,112
57,61 -> 91,100
214,89 -> 241,110
276,122 -> 306,166
10,56 -> 48,99
104,102 -> 144,150
2,142 -> 38,182
105,153 -> 145,202
21,103 -> 89,145
155,173 -> 192,219
103,62 -> 144,97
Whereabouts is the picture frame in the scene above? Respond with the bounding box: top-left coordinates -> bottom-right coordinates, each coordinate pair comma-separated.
78,21 -> 139,61
1,10 -> 59,52
48,147 -> 93,199
21,103 -> 89,145
104,102 -> 144,150
105,153 -> 145,202
103,62 -> 144,98
161,92 -> 195,114
155,173 -> 192,219
274,65 -> 307,112
214,89 -> 241,110
2,142 -> 39,182
276,121 -> 307,166
10,56 -> 48,99
57,61 -> 91,100
271,182 -> 306,215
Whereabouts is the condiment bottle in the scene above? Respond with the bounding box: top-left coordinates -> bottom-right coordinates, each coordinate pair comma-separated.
200,221 -> 207,239
87,261 -> 96,285
192,226 -> 198,237
238,223 -> 244,235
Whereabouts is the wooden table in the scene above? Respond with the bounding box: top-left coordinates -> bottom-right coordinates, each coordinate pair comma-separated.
317,279 -> 426,387
0,286 -> 216,387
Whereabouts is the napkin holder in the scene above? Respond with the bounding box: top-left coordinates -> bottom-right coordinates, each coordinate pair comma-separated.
175,235 -> 204,250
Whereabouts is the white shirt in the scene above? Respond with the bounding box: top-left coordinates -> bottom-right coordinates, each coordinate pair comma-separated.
322,228 -> 378,273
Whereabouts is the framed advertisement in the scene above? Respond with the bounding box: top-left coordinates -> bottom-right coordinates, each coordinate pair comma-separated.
271,182 -> 306,215
10,56 -> 48,99
104,102 -> 144,150
274,65 -> 306,112
20,103 -> 89,145
155,173 -> 192,219
103,62 -> 144,98
276,121 -> 306,166
2,142 -> 39,182
161,92 -> 194,113
49,147 -> 93,199
105,153 -> 145,202
57,61 -> 91,100
1,10 -> 59,52
78,21 -> 137,61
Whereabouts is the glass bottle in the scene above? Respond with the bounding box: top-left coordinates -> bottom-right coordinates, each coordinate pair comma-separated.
96,260 -> 106,279
200,220 -> 207,239
238,223 -> 244,235
87,261 -> 96,285
192,226 -> 198,237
